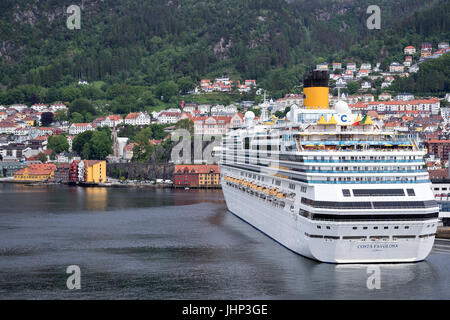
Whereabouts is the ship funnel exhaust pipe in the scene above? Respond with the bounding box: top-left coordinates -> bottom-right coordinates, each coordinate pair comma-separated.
303,70 -> 329,110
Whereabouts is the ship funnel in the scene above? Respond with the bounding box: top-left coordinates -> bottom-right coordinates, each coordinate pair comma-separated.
303,70 -> 329,110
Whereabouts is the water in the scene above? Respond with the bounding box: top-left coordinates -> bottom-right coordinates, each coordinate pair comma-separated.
0,184 -> 449,299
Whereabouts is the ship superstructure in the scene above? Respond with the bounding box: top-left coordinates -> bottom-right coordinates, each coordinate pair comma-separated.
219,70 -> 438,263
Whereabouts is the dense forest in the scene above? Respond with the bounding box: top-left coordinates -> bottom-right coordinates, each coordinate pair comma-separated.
0,0 -> 448,109
391,53 -> 450,96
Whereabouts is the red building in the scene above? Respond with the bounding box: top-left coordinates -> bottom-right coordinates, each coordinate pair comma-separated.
70,160 -> 81,182
174,165 -> 199,186
425,140 -> 450,161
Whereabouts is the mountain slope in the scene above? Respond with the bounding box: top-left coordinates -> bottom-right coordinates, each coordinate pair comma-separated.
0,0 -> 448,100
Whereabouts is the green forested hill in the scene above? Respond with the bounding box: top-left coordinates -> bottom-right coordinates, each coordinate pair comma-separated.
0,0 -> 448,107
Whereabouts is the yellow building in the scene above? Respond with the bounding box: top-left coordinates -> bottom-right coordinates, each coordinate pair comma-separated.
84,160 -> 106,184
14,163 -> 56,182
198,165 -> 220,186
24,118 -> 35,126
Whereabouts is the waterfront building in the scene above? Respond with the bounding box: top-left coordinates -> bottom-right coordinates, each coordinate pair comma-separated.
69,160 -> 106,184
54,163 -> 71,183
14,163 -> 56,182
174,165 -> 199,186
174,164 -> 220,187
84,160 -> 106,184
198,165 -> 220,186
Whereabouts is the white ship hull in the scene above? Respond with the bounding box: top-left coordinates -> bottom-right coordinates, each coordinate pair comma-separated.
222,181 -> 436,263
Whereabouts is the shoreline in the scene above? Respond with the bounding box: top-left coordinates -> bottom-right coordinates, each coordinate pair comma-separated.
0,178 -> 221,189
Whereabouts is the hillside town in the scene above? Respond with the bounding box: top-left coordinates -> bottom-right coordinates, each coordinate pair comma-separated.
0,42 -> 449,187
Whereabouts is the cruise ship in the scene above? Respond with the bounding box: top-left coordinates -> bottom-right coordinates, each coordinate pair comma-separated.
219,70 -> 439,263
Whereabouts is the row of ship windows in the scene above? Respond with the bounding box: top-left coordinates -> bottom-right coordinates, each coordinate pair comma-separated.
342,188 -> 415,197
315,225 -> 436,230
434,187 -> 450,191
305,233 -> 436,240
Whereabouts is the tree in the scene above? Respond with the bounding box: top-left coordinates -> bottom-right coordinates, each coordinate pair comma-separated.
177,77 -> 195,94
48,135 -> 69,154
69,98 -> 95,116
72,129 -> 112,160
139,91 -> 156,107
70,112 -> 84,123
347,82 -> 359,95
72,131 -> 94,155
175,118 -> 194,136
89,131 -> 112,160
155,81 -> 179,102
54,110 -> 68,122
150,124 -> 169,140
132,131 -> 155,163
41,112 -> 54,126
274,106 -> 290,118
38,152 -> 48,163
61,87 -> 81,102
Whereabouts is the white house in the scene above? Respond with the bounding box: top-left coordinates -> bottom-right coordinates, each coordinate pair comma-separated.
441,107 -> 450,119
404,46 -> 416,55
438,42 -> 449,49
390,62 -> 405,73
102,115 -> 123,127
346,62 -> 356,71
9,104 -> 28,112
379,92 -> 392,101
335,78 -> 347,88
124,112 -> 151,126
316,62 -> 329,70
0,123 -> 18,134
395,93 -> 414,101
69,123 -> 95,135
31,104 -> 48,112
409,64 -> 419,73
332,62 -> 342,70
50,103 -> 68,112
360,63 -> 372,70
157,112 -> 181,124
343,70 -> 354,80
361,81 -> 372,90
198,105 -> 211,114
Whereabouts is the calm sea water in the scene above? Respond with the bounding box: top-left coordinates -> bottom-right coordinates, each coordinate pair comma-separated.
0,183 -> 449,300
